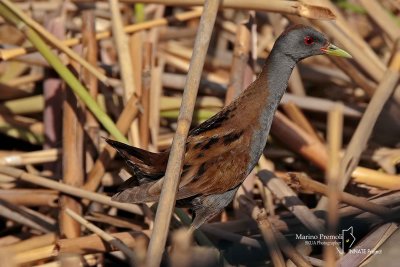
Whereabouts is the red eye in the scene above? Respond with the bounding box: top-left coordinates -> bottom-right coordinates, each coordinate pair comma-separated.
304,36 -> 314,45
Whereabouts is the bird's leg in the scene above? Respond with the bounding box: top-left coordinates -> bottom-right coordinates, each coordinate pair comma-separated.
190,186 -> 239,229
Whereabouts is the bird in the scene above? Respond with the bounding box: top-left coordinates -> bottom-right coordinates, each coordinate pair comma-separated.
106,25 -> 351,230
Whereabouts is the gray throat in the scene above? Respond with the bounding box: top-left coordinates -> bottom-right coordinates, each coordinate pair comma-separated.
247,51 -> 297,173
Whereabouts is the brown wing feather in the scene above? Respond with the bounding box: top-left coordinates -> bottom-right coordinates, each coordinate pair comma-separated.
110,120 -> 257,203
106,139 -> 168,176
111,128 -> 250,203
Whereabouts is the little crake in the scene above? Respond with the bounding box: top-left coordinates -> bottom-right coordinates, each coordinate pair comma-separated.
107,25 -> 351,229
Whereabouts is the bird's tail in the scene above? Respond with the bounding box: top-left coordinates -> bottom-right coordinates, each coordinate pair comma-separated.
105,138 -> 169,202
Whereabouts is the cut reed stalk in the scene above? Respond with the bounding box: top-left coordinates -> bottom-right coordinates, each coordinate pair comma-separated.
140,42 -> 152,149
337,55 -> 400,190
146,1 -> 220,266
0,166 -> 143,215
0,9 -> 203,60
289,173 -> 393,217
119,0 -> 336,20
0,189 -> 58,207
225,17 -> 251,105
323,104 -> 343,266
60,84 -> 84,238
109,0 -> 140,147
0,0 -> 109,84
65,208 -> 137,266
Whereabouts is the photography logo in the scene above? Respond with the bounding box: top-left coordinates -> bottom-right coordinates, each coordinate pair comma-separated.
337,226 -> 356,254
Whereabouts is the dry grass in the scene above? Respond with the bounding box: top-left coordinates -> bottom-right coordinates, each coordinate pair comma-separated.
0,0 -> 399,266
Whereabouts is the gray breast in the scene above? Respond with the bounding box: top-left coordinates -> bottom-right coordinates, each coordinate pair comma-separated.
246,101 -> 277,174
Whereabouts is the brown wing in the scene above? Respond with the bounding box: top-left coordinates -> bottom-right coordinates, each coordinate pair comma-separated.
111,101 -> 256,203
106,139 -> 169,173
176,128 -> 251,199
105,139 -> 169,189
111,132 -> 250,204
116,128 -> 251,203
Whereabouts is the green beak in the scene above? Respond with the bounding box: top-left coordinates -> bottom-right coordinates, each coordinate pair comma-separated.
321,43 -> 352,58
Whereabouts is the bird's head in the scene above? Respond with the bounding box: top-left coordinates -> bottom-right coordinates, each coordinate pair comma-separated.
273,25 -> 352,62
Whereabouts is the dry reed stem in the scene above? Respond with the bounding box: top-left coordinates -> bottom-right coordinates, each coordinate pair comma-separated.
149,61 -> 164,149
170,228 -> 220,267
337,55 -> 400,191
242,199 -> 286,267
1,95 -> 44,115
282,93 -> 363,117
0,189 -> 58,207
60,84 -> 84,238
0,82 -> 32,102
287,242 -> 313,267
3,233 -> 56,254
271,111 -> 328,170
329,57 -> 376,97
351,167 -> 400,189
308,0 -> 387,76
13,1 -> 75,12
161,72 -> 226,96
4,72 -> 43,87
85,212 -> 144,231
239,196 -> 310,267
65,208 -> 137,266
120,0 -> 335,20
274,230 -> 312,267
0,199 -> 55,233
56,231 -> 147,254
13,245 -> 56,265
130,31 -> 143,98
323,104 -> 343,266
83,92 -> 140,193
0,149 -> 59,166
282,101 -> 321,141
335,190 -> 400,218
0,10 -> 203,60
318,21 -> 385,82
140,42 -> 152,149
359,0 -> 400,41
169,229 -> 192,267
109,0 -> 140,147
12,245 -> 99,266
82,10 -> 100,149
0,113 -> 43,136
0,166 -> 143,215
253,208 -> 286,267
146,1 -> 220,266
289,173 -> 393,217
161,52 -> 228,84
1,0 -> 109,85
225,17 -> 251,105
258,170 -> 324,234
130,31 -> 144,149
201,224 -> 262,249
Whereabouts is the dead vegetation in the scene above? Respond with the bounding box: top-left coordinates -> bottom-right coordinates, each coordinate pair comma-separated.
0,0 -> 399,266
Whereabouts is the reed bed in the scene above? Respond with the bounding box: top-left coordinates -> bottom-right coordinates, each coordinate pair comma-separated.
0,0 -> 399,266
